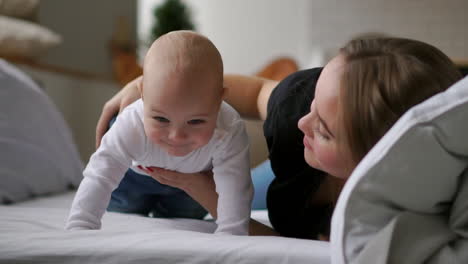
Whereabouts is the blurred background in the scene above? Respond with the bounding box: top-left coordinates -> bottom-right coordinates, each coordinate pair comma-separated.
2,0 -> 467,165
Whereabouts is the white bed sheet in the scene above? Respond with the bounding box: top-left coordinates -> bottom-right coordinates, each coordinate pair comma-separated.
0,191 -> 330,263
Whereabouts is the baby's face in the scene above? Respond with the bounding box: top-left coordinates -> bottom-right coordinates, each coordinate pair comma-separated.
141,70 -> 222,157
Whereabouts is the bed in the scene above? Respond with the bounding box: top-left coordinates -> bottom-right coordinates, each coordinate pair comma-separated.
0,192 -> 330,263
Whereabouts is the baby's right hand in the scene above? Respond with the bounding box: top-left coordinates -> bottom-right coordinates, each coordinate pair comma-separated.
95,76 -> 142,148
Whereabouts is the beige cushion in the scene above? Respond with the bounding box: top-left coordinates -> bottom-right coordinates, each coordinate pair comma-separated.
0,0 -> 39,19
0,15 -> 62,58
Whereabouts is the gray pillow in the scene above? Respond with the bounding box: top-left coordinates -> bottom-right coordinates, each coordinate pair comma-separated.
0,59 -> 83,204
331,76 -> 468,264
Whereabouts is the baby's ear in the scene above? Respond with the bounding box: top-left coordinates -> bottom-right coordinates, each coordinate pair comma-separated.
137,78 -> 144,100
220,86 -> 229,100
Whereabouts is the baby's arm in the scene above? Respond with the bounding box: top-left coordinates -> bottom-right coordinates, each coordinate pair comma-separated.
212,119 -> 254,235
66,106 -> 147,230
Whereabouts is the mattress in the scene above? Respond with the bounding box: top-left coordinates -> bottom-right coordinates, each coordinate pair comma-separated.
0,191 -> 330,264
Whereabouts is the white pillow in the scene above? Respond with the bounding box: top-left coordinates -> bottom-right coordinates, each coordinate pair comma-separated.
0,0 -> 39,19
0,59 -> 83,204
0,15 -> 62,58
331,76 -> 468,264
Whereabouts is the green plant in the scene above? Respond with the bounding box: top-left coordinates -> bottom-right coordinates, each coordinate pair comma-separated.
151,0 -> 195,42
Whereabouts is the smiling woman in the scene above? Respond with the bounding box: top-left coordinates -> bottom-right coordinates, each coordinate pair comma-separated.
263,37 -> 463,240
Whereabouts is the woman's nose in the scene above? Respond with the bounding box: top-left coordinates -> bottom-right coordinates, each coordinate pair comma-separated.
298,113 -> 314,138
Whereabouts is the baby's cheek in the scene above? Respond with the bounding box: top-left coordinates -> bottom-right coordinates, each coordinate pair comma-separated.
145,127 -> 163,144
191,127 -> 214,147
196,130 -> 213,145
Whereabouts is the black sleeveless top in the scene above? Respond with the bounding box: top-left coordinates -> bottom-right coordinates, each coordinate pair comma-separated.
264,68 -> 333,239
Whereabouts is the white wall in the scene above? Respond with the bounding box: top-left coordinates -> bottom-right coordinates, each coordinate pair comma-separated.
138,0 -> 311,74
305,0 -> 468,63
139,0 -> 467,74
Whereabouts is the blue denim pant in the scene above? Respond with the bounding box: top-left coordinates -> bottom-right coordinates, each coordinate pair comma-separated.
107,168 -> 208,219
251,160 -> 275,210
108,159 -> 275,217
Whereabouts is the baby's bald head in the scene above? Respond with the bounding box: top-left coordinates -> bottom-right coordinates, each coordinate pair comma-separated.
140,32 -> 226,156
142,31 -> 224,99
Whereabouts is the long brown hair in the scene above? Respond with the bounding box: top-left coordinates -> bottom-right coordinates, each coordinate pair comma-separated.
338,37 -> 462,167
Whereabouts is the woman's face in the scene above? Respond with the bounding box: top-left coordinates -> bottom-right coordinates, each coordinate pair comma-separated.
298,55 -> 354,179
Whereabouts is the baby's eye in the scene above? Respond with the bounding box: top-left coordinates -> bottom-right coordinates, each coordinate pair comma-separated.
187,119 -> 205,125
153,116 -> 170,123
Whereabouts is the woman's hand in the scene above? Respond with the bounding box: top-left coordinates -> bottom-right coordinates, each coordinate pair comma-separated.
139,166 -> 219,218
95,76 -> 142,148
140,165 -> 281,236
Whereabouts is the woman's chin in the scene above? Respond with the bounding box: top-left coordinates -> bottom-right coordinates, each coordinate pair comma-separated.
304,153 -> 320,170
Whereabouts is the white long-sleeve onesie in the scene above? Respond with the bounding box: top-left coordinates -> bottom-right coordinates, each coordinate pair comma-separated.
66,99 -> 253,235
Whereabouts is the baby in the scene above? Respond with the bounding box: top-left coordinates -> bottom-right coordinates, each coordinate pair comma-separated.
66,31 -> 253,235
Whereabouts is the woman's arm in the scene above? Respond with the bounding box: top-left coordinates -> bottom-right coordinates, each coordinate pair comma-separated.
224,74 -> 278,120
249,219 -> 280,236
142,166 -> 279,236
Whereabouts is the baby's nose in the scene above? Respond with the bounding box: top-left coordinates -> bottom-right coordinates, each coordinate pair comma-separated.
168,127 -> 188,141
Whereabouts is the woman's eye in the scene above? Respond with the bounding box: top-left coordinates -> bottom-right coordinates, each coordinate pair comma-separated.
187,119 -> 205,125
314,128 -> 329,141
314,123 -> 330,141
153,116 -> 170,123
319,132 -> 330,141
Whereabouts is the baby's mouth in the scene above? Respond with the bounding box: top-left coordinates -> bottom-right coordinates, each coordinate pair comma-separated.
164,141 -> 191,148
